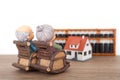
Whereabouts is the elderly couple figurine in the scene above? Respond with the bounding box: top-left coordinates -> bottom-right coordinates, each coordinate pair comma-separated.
14,24 -> 70,73
15,24 -> 62,52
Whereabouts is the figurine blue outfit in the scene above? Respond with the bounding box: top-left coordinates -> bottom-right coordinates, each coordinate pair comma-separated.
30,41 -> 37,53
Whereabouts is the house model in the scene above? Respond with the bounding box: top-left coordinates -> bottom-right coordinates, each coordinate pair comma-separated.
64,36 -> 92,61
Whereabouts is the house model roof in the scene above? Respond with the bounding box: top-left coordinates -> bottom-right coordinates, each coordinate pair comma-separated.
64,36 -> 88,51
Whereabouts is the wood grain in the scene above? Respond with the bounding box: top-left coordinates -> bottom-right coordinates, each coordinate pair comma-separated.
0,55 -> 120,80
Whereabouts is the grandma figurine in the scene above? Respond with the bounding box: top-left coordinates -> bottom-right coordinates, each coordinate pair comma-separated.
16,25 -> 38,52
36,24 -> 62,50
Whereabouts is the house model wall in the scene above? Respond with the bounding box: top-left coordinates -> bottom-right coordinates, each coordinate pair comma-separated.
64,36 -> 92,61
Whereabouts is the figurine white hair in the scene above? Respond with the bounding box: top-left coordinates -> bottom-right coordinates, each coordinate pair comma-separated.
15,31 -> 29,41
15,25 -> 34,41
36,24 -> 54,42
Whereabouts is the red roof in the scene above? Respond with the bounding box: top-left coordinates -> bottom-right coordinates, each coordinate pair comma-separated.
64,36 -> 88,51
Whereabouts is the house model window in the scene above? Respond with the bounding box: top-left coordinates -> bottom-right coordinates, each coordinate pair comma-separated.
71,45 -> 73,47
70,44 -> 79,49
89,50 -> 91,54
67,51 -> 71,55
84,52 -> 87,56
74,45 -> 77,48
86,43 -> 89,46
78,52 -> 82,55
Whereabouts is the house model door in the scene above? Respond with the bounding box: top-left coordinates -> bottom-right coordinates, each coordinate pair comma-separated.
75,52 -> 77,60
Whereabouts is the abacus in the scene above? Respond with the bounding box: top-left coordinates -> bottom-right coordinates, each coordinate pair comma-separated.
54,29 -> 116,56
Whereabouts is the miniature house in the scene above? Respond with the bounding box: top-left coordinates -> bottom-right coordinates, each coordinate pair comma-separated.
64,36 -> 92,61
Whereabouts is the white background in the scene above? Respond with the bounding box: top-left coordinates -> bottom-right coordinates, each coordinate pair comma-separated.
0,0 -> 120,55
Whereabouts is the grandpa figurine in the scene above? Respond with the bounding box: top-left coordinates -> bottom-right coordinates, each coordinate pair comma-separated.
15,25 -> 37,52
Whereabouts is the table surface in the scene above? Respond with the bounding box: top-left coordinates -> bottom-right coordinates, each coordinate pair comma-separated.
0,55 -> 120,80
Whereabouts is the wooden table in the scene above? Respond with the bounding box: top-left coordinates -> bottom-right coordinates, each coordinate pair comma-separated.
0,55 -> 120,80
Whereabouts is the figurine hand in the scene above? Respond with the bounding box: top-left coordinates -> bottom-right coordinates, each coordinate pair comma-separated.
49,42 -> 53,46
27,42 -> 30,46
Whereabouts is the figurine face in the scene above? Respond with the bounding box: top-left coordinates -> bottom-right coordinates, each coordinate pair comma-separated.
16,25 -> 34,41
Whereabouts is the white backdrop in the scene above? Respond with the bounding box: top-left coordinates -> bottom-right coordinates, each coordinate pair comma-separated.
0,0 -> 120,55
